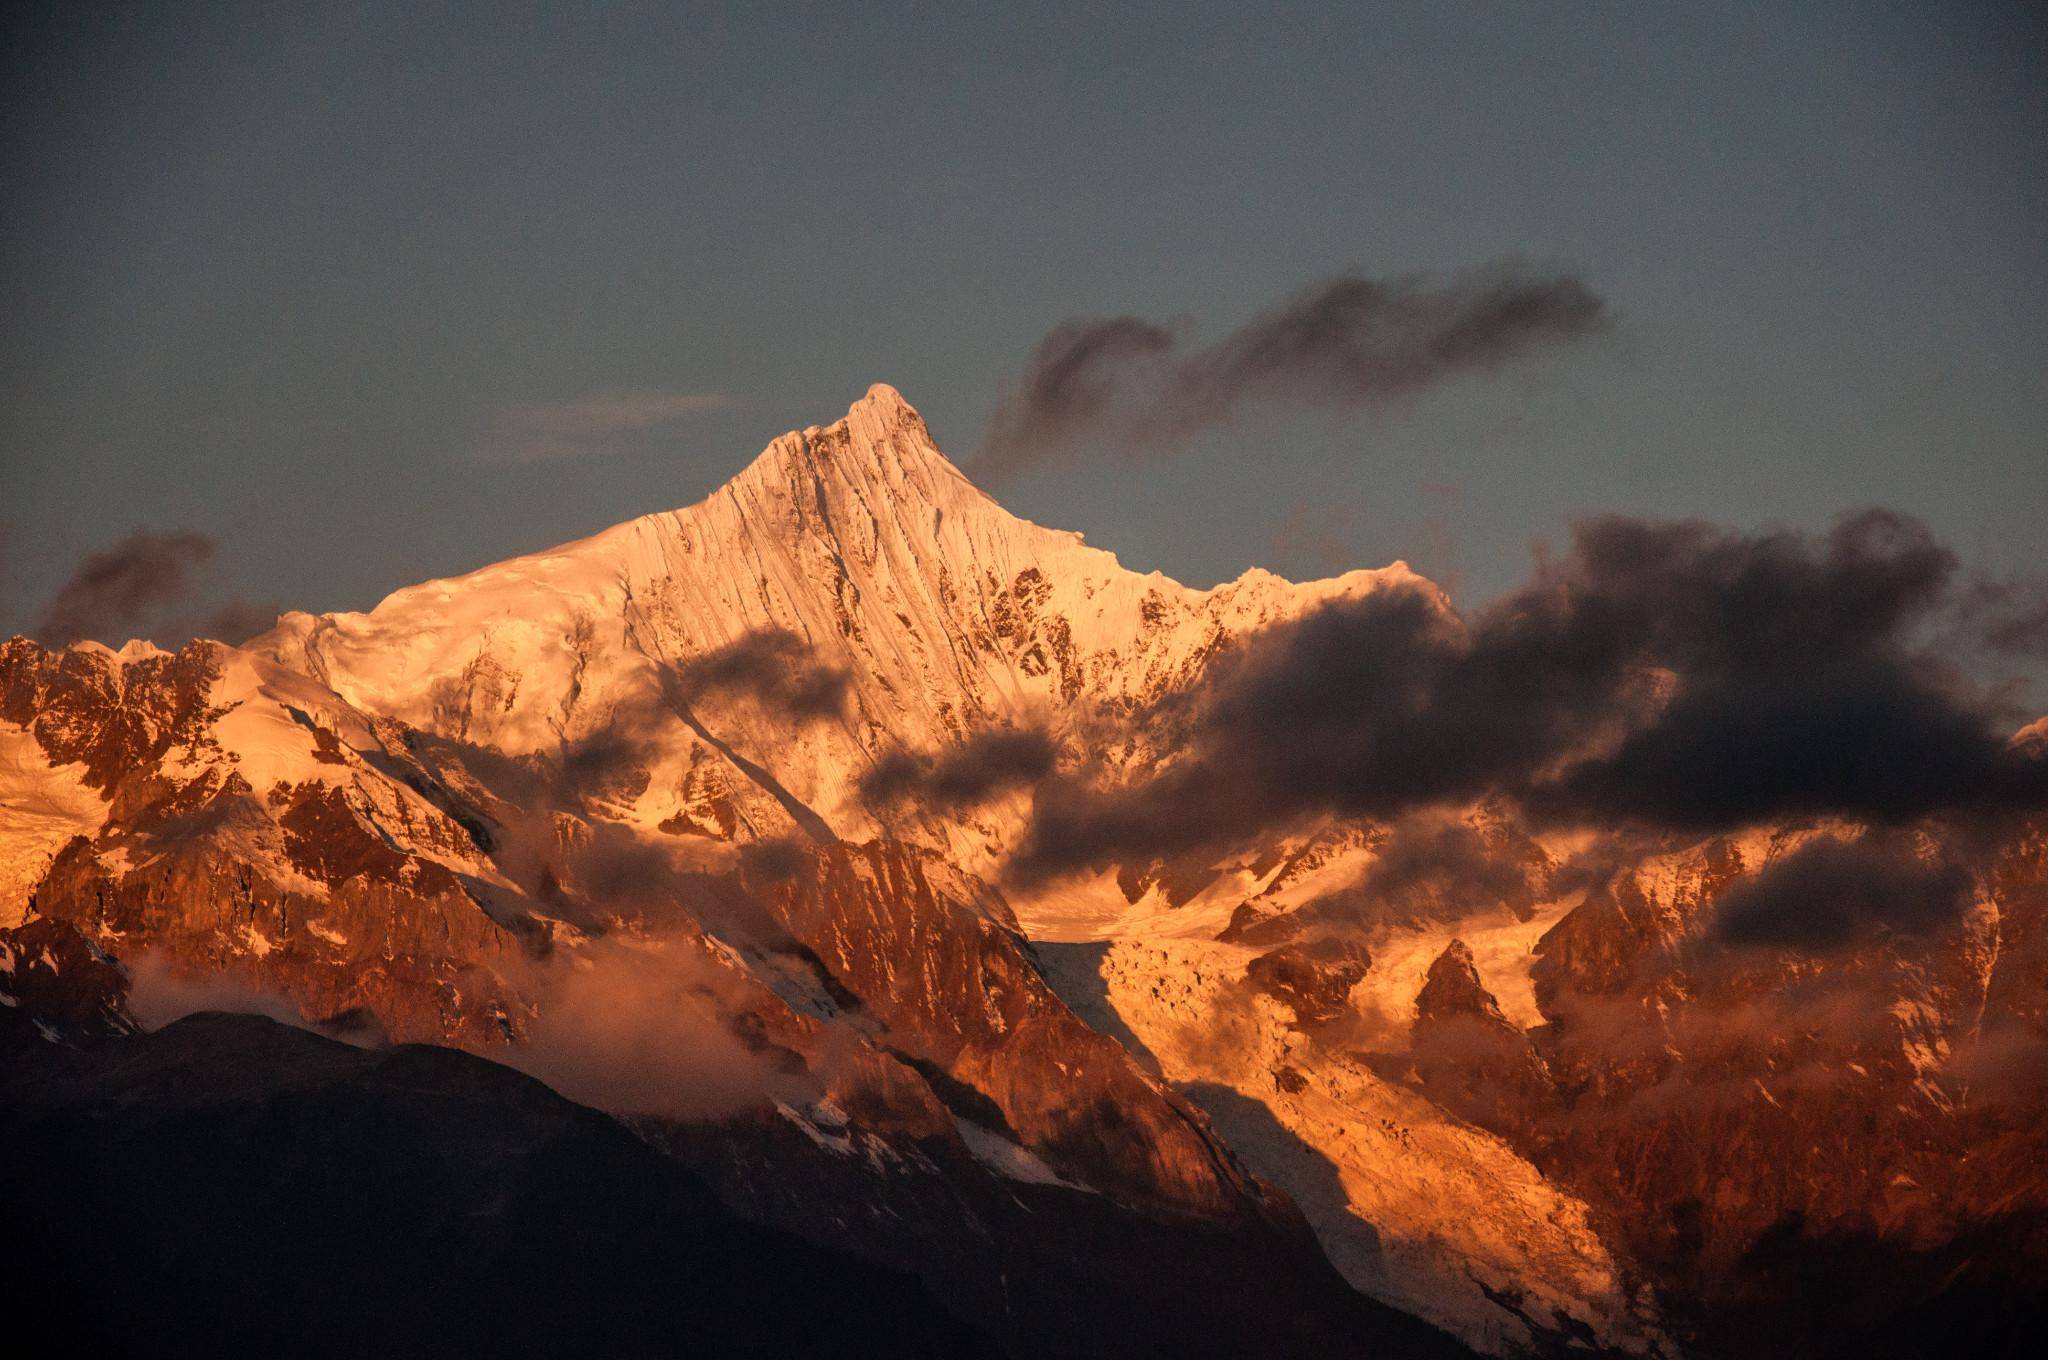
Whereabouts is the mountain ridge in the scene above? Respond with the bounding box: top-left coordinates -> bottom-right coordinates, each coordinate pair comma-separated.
247,383 -> 1425,874
7,384 -> 2046,1358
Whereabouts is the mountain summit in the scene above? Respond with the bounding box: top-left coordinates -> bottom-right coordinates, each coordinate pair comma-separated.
0,385 -> 1484,1356
10,385 -> 2043,1359
256,385 -> 1417,861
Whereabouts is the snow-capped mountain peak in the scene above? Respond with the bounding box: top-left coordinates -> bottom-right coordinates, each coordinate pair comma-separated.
253,386 -> 1422,854
724,381 -> 994,528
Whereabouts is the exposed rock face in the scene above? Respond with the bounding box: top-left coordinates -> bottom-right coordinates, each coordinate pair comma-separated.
3,637 -> 536,1047
657,748 -> 740,838
1410,940 -> 1557,1145
1246,934 -> 1372,1028
1417,827 -> 2048,1355
1040,799 -> 2048,1353
0,635 -> 221,796
1206,813 -> 2048,1353
745,839 -> 1262,1218
0,914 -> 135,1045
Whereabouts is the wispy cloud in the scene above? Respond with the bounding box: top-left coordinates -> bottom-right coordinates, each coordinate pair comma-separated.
33,528 -> 215,644
27,528 -> 278,647
661,628 -> 851,722
860,727 -> 1060,809
974,263 -> 1610,479
475,389 -> 734,464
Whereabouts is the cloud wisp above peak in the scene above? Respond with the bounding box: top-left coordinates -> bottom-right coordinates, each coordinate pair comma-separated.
32,528 -> 214,645
974,263 -> 1611,479
29,528 -> 279,648
475,389 -> 735,465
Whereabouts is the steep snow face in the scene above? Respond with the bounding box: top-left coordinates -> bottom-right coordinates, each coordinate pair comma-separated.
257,384 -> 1420,866
1039,935 -> 1662,1357
0,726 -> 107,926
185,648 -> 511,893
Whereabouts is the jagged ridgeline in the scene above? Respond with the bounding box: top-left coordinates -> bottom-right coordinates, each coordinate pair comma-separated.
5,386 -> 2044,1359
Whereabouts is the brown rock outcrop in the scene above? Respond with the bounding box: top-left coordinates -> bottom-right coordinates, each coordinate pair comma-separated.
1245,934 -> 1371,1028
1410,939 -> 1557,1144
743,839 -> 1265,1220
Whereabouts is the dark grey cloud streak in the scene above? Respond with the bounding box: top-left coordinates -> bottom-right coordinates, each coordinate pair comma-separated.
975,264 -> 1611,478
31,528 -> 278,647
1346,815 -> 1540,923
1011,509 -> 2048,881
860,728 -> 1059,809
664,629 -> 850,721
1711,834 -> 1973,951
34,528 -> 215,644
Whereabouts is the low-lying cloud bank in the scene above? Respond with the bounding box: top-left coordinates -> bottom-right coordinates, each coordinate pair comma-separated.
125,952 -> 314,1033
507,935 -> 808,1121
1011,509 -> 2048,890
127,915 -> 805,1123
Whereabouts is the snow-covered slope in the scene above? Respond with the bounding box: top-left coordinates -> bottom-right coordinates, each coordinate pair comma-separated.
1038,933 -> 1661,1355
0,724 -> 107,927
26,385 -> 2040,1356
233,385 -> 1653,1352
0,632 -> 536,1043
256,384 -> 1420,877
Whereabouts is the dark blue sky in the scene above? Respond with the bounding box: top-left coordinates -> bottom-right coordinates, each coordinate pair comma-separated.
4,1 -> 2043,635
